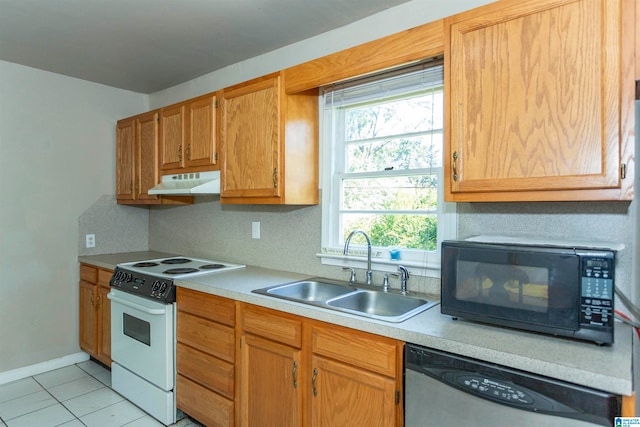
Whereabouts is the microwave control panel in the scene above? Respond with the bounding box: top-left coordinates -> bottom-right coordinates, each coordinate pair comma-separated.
579,253 -> 614,329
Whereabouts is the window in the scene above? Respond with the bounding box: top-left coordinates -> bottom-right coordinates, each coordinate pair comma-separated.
319,61 -> 456,277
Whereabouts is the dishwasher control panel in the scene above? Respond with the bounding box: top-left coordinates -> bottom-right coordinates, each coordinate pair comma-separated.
453,374 -> 534,405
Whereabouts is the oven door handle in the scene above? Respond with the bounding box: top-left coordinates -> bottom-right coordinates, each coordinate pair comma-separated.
107,291 -> 167,315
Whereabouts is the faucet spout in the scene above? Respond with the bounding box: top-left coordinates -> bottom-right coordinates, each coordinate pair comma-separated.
343,229 -> 373,285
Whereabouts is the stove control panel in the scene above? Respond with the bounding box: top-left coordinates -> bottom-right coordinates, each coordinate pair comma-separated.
109,267 -> 176,303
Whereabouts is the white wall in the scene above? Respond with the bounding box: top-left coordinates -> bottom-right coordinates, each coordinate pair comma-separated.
0,60 -> 147,373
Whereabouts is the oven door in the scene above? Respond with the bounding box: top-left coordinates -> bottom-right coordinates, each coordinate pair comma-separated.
441,241 -> 581,334
108,288 -> 175,391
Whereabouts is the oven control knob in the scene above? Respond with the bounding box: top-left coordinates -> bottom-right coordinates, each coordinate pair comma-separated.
152,280 -> 161,291
125,273 -> 133,282
159,282 -> 168,293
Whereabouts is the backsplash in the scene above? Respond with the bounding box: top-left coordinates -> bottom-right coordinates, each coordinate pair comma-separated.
146,197 -> 636,301
78,195 -> 150,256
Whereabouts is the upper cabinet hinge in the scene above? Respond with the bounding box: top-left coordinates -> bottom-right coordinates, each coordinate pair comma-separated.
214,152 -> 218,161
621,163 -> 627,179
395,390 -> 400,405
214,100 -> 219,108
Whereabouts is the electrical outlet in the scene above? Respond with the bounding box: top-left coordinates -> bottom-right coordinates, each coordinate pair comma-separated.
252,222 -> 260,239
85,234 -> 96,248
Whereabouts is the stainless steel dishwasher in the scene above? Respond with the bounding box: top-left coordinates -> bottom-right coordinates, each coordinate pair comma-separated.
405,344 -> 621,427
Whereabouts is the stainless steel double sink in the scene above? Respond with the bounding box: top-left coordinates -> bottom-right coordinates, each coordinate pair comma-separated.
253,279 -> 438,322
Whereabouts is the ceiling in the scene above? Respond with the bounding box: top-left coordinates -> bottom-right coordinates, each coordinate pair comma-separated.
0,0 -> 411,94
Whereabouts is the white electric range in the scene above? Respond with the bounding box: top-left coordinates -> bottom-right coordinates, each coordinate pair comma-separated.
107,256 -> 245,425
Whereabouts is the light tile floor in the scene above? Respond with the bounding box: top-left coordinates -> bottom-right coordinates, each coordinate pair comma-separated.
0,361 -> 202,427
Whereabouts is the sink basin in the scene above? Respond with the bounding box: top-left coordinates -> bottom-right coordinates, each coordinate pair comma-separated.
261,280 -> 356,302
327,290 -> 435,322
253,279 -> 439,323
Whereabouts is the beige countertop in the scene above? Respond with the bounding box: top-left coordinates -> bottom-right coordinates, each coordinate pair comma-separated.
79,252 -> 634,396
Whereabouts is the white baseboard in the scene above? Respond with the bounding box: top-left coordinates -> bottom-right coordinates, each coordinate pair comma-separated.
0,352 -> 90,385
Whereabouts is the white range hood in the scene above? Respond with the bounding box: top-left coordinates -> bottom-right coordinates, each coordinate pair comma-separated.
148,171 -> 221,195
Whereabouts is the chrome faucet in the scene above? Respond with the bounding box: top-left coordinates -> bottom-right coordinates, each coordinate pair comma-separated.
398,265 -> 410,294
343,229 -> 373,285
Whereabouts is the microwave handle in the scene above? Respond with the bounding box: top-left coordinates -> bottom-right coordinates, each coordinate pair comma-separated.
107,291 -> 167,315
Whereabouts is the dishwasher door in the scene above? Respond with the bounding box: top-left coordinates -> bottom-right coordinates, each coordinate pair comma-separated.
404,344 -> 620,427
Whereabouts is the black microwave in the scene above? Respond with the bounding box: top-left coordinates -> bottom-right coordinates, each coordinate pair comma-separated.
440,240 -> 615,345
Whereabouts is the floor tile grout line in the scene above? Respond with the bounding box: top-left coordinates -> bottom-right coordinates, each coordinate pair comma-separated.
1,382 -> 61,422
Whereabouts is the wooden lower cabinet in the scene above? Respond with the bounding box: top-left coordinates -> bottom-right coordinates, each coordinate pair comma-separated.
237,303 -> 403,427
177,374 -> 234,427
238,305 -> 303,427
238,334 -> 302,426
309,323 -> 401,427
176,288 -> 236,427
310,355 -> 396,427
78,264 -> 112,366
175,290 -> 403,427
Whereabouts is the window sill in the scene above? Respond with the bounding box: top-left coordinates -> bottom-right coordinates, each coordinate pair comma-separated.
317,252 -> 441,279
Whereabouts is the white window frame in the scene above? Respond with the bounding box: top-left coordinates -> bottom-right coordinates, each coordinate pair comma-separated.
317,62 -> 456,278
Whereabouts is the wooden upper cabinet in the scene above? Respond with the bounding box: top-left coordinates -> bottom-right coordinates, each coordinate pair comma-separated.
220,71 -> 319,205
221,74 -> 281,199
185,93 -> 218,169
116,118 -> 135,200
116,111 -> 161,203
116,111 -> 192,205
136,111 -> 160,200
160,104 -> 185,170
444,0 -> 636,201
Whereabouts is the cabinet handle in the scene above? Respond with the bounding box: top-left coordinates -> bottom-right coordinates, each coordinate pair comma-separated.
291,361 -> 297,389
96,295 -> 101,309
90,296 -> 95,307
452,151 -> 459,182
178,145 -> 182,161
272,168 -> 278,188
312,368 -> 318,396
187,143 -> 191,161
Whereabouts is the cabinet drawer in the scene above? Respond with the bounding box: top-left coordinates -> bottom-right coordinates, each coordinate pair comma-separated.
80,264 -> 98,283
177,288 -> 235,326
177,342 -> 234,398
97,269 -> 112,287
177,374 -> 234,427
177,312 -> 235,362
312,324 -> 397,377
241,305 -> 302,348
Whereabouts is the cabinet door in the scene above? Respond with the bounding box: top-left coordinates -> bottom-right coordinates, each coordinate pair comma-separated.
310,355 -> 396,427
160,104 -> 185,170
445,0 -> 631,201
116,118 -> 135,200
97,285 -> 111,364
79,281 -> 97,355
186,94 -> 217,168
136,111 -> 160,200
221,74 -> 281,199
238,334 -> 302,427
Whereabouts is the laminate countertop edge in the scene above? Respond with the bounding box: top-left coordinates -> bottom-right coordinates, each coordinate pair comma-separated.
78,253 -> 634,396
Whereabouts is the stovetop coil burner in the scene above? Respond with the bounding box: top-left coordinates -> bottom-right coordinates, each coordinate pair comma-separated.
163,268 -> 199,275
132,261 -> 160,268
161,258 -> 192,264
200,264 -> 225,270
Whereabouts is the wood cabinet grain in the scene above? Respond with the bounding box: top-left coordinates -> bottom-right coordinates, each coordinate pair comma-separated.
444,0 -> 636,201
